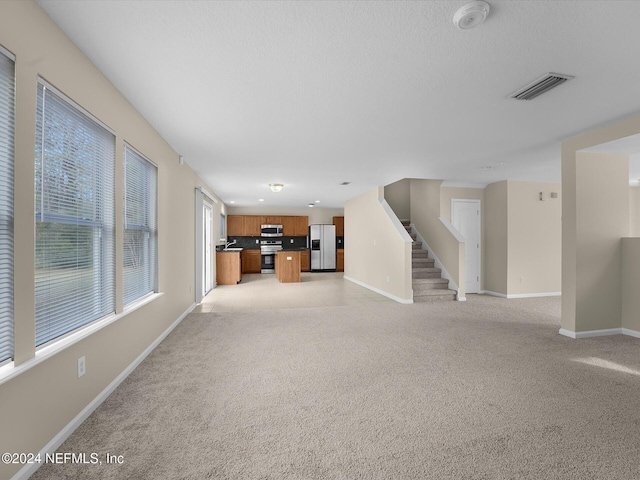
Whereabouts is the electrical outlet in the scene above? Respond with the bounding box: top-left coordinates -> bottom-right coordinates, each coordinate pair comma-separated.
386,275 -> 390,283
290,238 -> 294,243
255,238 -> 259,244
77,356 -> 86,378
520,276 -> 524,284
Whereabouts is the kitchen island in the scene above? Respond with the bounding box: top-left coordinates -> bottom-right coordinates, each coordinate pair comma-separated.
275,250 -> 301,283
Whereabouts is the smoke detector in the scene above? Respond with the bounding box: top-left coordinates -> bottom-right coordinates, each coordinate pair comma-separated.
453,1 -> 491,29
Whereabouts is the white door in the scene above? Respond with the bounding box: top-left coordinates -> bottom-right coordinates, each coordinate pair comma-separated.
451,199 -> 481,294
203,201 -> 213,296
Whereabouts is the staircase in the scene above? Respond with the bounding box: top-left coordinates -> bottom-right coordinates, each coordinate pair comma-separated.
402,220 -> 457,302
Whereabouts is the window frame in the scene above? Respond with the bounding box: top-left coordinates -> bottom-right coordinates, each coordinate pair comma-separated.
123,143 -> 158,306
34,78 -> 116,348
0,44 -> 15,366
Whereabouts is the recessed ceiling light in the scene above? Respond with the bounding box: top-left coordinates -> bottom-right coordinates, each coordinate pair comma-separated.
453,1 -> 490,30
229,200 -> 235,204
258,198 -> 264,202
308,203 -> 314,208
315,200 -> 320,203
269,183 -> 283,192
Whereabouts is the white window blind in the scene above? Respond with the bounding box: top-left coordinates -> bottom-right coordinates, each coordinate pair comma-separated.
0,47 -> 15,364
35,81 -> 115,347
123,144 -> 157,305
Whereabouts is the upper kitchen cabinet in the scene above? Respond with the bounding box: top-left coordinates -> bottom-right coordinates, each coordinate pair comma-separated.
283,215 -> 309,236
227,215 -> 243,236
243,215 -> 262,236
227,215 -> 261,236
333,216 -> 344,236
261,215 -> 282,225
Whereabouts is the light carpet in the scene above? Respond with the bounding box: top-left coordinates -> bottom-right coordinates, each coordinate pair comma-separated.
31,295 -> 640,479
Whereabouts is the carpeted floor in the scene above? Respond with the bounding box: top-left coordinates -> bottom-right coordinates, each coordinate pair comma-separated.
31,295 -> 640,479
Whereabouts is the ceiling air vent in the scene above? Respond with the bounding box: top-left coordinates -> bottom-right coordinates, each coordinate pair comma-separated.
509,72 -> 574,101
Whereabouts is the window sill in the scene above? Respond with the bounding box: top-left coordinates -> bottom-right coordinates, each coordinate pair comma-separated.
0,292 -> 164,386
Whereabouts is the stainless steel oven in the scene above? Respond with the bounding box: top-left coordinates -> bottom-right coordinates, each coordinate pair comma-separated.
260,240 -> 282,273
261,224 -> 283,237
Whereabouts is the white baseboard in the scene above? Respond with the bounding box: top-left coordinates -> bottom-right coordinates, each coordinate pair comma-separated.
12,303 -> 196,480
343,275 -> 413,304
507,292 -> 561,299
622,328 -> 640,338
479,290 -> 561,299
559,327 -> 640,339
479,290 -> 508,298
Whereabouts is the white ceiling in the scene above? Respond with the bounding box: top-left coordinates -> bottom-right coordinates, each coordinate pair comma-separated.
36,0 -> 640,208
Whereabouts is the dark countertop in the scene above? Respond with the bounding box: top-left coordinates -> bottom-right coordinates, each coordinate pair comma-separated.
282,247 -> 309,252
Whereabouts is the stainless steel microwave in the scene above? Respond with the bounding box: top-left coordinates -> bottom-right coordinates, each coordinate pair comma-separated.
261,224 -> 283,237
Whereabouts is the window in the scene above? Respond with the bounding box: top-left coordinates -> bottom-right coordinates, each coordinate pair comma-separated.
123,144 -> 157,305
0,46 -> 15,364
35,81 -> 115,347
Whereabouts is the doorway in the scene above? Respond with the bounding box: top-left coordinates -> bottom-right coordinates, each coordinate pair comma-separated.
451,199 -> 481,294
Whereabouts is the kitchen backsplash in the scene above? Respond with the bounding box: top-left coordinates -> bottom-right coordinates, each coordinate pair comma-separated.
224,236 -> 308,250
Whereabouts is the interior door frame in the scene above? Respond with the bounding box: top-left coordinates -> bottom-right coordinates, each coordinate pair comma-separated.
451,198 -> 481,294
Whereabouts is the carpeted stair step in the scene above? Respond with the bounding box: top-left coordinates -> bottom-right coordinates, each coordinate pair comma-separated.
412,277 -> 449,290
412,249 -> 429,258
412,257 -> 435,268
412,241 -> 422,249
401,219 -> 410,227
413,289 -> 457,302
412,267 -> 443,279
410,233 -> 417,240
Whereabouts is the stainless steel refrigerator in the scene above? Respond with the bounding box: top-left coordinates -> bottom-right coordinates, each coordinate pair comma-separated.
310,224 -> 336,271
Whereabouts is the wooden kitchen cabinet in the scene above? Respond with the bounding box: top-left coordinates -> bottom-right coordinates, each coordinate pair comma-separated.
300,249 -> 310,272
261,215 -> 282,225
243,215 -> 262,236
282,215 -> 308,236
333,216 -> 344,236
336,249 -> 344,272
227,215 -> 243,236
281,216 -> 296,236
242,249 -> 261,273
294,216 -> 308,235
216,251 -> 242,285
227,215 -> 261,236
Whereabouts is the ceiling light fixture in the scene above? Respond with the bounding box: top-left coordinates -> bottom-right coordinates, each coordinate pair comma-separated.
453,1 -> 490,30
269,183 -> 283,193
308,203 -> 314,208
258,198 -> 264,202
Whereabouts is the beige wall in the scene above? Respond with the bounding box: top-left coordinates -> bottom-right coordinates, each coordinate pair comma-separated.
344,187 -> 412,301
409,179 -> 465,297
621,238 -> 640,333
0,2 -> 221,477
483,182 -> 508,295
630,187 -> 640,237
506,181 -> 562,295
384,179 -> 411,220
227,206 -> 343,226
575,152 -> 628,331
562,128 -> 632,333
